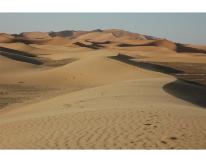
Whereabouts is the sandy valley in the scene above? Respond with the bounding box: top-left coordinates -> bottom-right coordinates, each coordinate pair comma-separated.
0,29 -> 206,149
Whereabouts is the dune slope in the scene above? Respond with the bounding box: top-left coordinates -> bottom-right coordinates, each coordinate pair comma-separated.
1,49 -> 206,149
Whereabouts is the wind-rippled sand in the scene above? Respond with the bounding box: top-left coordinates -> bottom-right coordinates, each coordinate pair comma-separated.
0,77 -> 206,149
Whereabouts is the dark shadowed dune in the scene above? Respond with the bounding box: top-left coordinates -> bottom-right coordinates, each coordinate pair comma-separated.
163,80 -> 206,108
152,62 -> 206,87
0,50 -> 43,65
0,46 -> 36,57
110,53 -> 183,74
118,43 -> 146,47
111,53 -> 206,86
176,43 -> 206,54
92,29 -> 103,32
0,45 -> 43,65
49,30 -> 75,37
74,42 -> 104,49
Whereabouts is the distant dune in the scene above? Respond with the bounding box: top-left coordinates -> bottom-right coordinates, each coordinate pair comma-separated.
49,30 -> 75,37
0,42 -> 39,53
0,33 -> 14,43
118,39 -> 206,54
11,32 -> 52,44
0,29 -> 205,54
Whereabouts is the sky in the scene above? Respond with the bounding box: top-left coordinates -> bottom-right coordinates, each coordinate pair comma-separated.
0,13 -> 205,44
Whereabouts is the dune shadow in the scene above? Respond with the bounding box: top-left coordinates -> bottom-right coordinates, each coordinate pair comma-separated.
118,42 -> 206,54
118,43 -> 153,47
74,42 -> 103,50
163,79 -> 206,108
110,53 -> 206,108
0,50 -> 43,65
0,46 -> 36,57
110,53 -> 183,74
86,40 -> 111,44
49,30 -> 74,37
0,46 -> 44,65
176,43 -> 206,54
0,46 -> 78,66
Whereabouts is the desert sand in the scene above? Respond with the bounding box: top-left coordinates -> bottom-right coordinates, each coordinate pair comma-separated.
0,29 -> 206,149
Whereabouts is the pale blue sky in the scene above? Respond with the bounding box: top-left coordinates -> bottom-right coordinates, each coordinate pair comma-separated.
0,13 -> 205,44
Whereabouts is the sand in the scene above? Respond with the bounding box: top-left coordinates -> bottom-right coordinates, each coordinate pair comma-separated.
0,29 -> 206,149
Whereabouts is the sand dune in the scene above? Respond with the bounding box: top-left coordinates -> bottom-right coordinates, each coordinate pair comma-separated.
0,42 -> 39,53
103,29 -> 154,40
72,29 -> 155,44
0,44 -> 78,68
12,32 -> 52,44
176,43 -> 206,54
1,76 -> 206,149
72,32 -> 116,43
0,29 -> 206,149
19,32 -> 51,39
0,42 -> 71,57
118,39 -> 206,54
0,33 -> 14,43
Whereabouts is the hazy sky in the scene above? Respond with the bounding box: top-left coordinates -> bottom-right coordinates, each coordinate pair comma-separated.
0,13 -> 205,44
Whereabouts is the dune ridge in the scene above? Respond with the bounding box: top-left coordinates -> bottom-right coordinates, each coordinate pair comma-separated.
1,29 -> 206,54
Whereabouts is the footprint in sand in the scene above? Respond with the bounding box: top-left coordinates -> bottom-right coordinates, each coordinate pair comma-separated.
161,140 -> 167,144
169,136 -> 178,140
144,123 -> 152,126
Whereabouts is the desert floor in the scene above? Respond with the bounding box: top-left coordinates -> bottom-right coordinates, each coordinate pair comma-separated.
0,36 -> 206,149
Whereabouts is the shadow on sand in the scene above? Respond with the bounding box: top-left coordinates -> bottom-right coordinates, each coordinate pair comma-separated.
163,80 -> 206,108
110,53 -> 206,108
0,50 -> 43,65
0,46 -> 77,66
118,42 -> 206,54
74,42 -> 103,50
110,53 -> 183,74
